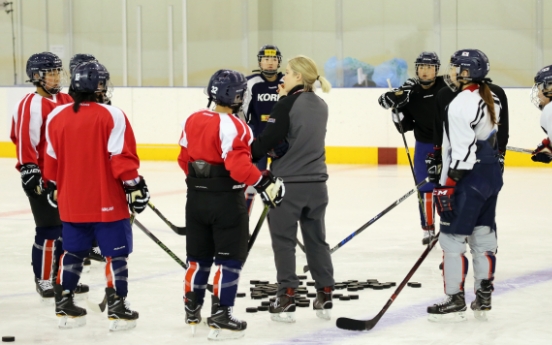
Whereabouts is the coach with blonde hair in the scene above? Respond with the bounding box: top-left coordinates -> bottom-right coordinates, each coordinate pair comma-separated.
251,55 -> 334,323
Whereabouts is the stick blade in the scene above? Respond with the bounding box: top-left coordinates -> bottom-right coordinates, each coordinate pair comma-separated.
173,226 -> 186,236
336,317 -> 368,331
87,294 -> 107,313
303,265 -> 310,273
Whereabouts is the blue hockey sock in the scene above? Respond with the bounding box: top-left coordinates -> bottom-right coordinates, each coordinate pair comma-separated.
58,250 -> 88,291
32,226 -> 62,280
184,257 -> 213,306
106,256 -> 129,297
213,259 -> 243,307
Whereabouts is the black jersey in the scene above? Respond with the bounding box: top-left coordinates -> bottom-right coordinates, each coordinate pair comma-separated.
394,76 -> 448,143
243,72 -> 284,138
434,83 -> 509,153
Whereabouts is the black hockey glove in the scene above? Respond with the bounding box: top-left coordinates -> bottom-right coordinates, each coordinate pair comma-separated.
498,151 -> 505,173
20,163 -> 43,198
401,77 -> 419,91
46,181 -> 58,208
531,138 -> 552,164
254,170 -> 285,208
377,89 -> 410,109
123,176 -> 150,214
267,140 -> 289,159
425,147 -> 442,183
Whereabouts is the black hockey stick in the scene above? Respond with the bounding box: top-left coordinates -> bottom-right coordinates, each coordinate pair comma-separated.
506,145 -> 532,154
148,201 -> 186,235
336,232 -> 440,331
303,178 -> 429,273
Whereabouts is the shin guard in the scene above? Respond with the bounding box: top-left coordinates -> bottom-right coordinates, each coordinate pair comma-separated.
106,256 -> 129,297
184,257 -> 213,306
57,250 -> 88,291
212,259 -> 243,307
33,226 -> 62,280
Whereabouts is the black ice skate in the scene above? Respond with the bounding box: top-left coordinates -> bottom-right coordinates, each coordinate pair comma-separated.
184,291 -> 202,335
471,279 -> 493,321
207,302 -> 247,340
106,287 -> 139,331
89,246 -> 105,262
313,286 -> 333,320
269,288 -> 296,323
54,284 -> 87,329
35,277 -> 54,300
427,292 -> 467,322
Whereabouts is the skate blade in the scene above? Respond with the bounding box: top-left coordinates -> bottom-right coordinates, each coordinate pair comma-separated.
270,312 -> 296,323
207,328 -> 245,340
109,319 -> 137,331
473,310 -> 488,321
315,309 -> 331,320
57,315 -> 86,329
428,311 -> 467,323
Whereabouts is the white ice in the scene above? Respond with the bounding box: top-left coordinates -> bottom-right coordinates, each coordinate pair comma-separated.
1,158 -> 551,344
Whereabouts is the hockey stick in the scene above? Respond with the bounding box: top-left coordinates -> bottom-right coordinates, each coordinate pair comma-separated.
148,201 -> 186,235
336,232 -> 440,331
303,178 -> 429,273
386,79 -> 427,241
506,145 -> 532,154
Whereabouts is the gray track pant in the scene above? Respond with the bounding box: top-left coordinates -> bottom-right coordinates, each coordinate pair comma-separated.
267,182 -> 334,295
440,226 -> 497,295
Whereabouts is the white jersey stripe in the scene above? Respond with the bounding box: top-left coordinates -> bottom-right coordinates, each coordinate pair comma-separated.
218,113 -> 238,160
45,103 -> 72,160
99,104 -> 127,156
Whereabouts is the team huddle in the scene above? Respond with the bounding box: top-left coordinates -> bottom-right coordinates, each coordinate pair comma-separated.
9,45 -> 552,339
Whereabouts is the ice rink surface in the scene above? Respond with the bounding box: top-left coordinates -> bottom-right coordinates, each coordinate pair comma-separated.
1,158 -> 551,345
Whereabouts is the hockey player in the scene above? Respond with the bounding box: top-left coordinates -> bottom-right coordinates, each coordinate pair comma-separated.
427,49 -> 501,322
528,65 -> 552,164
243,45 -> 284,215
251,55 -> 334,322
9,52 -> 88,300
378,52 -> 447,244
44,61 -> 148,330
179,69 -> 284,340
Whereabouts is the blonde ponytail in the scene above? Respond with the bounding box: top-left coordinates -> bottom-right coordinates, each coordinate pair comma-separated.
288,55 -> 331,93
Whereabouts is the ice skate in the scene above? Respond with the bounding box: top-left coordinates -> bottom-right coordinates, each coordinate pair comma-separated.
106,287 -> 139,331
427,292 -> 467,322
89,246 -> 105,262
207,304 -> 246,340
184,291 -> 202,335
73,282 -> 90,300
35,277 -> 54,301
269,288 -> 296,323
471,280 -> 493,321
422,228 -> 435,245
313,287 -> 332,320
54,284 -> 87,329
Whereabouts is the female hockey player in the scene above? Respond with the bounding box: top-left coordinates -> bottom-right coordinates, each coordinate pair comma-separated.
529,65 -> 552,164
9,52 -> 88,300
427,49 -> 502,323
178,69 -> 284,340
377,52 -> 447,245
250,55 -> 334,323
44,61 -> 149,330
243,45 -> 284,215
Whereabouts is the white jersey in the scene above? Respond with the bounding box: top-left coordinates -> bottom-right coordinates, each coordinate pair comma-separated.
540,102 -> 552,136
440,85 -> 500,185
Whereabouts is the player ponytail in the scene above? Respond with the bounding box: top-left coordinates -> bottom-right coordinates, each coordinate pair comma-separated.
72,91 -> 97,112
288,55 -> 331,93
479,83 -> 497,125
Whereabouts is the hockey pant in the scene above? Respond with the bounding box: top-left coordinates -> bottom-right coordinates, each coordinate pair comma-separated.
184,257 -> 242,307
414,141 -> 435,230
439,226 -> 497,295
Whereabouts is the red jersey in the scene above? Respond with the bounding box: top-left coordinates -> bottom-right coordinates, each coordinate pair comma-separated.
44,102 -> 140,223
178,110 -> 261,186
10,92 -> 73,171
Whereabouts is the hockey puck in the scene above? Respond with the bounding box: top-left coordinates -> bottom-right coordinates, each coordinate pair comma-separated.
251,294 -> 264,300
261,301 -> 271,306
257,306 -> 269,311
349,294 -> 359,300
366,279 -> 378,283
339,296 -> 350,301
307,281 -> 315,286
250,280 -> 260,285
298,275 -> 307,280
237,292 -> 246,298
333,293 -> 343,298
347,286 -> 358,292
297,301 -> 310,307
381,283 -> 391,289
259,280 -> 269,285
439,262 -> 443,270
246,307 -> 258,313
266,290 -> 277,296
386,282 -> 397,286
372,284 -> 384,290
2,337 -> 15,343
307,293 -> 316,298
346,280 -> 358,283
409,282 -> 422,288
269,297 -> 276,302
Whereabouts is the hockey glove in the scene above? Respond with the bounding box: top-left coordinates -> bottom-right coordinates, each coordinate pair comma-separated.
378,89 -> 410,109
531,138 -> 552,164
425,147 -> 442,183
498,151 -> 505,173
254,170 -> 285,208
267,139 -> 289,159
20,163 -> 43,198
401,77 -> 419,90
433,185 -> 456,223
46,181 -> 58,208
123,176 -> 150,214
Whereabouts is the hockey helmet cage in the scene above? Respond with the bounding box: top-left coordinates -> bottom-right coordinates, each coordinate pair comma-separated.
531,65 -> 552,109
